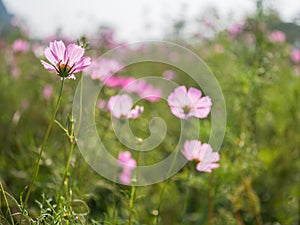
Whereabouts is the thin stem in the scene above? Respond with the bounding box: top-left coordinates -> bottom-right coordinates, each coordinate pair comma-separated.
128,140 -> 141,225
155,182 -> 166,225
181,168 -> 192,223
208,173 -> 214,225
111,177 -> 117,224
0,182 -> 14,225
128,185 -> 136,225
155,145 -> 181,225
54,120 -> 69,135
24,78 -> 65,205
57,116 -> 76,206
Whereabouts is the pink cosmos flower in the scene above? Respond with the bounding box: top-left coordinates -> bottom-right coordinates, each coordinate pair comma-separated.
41,40 -> 91,79
124,79 -> 162,102
167,86 -> 212,119
87,57 -> 123,82
12,39 -> 30,53
42,85 -> 53,100
162,70 -> 176,80
107,94 -> 143,119
268,30 -> 286,43
182,140 -> 220,172
118,151 -> 136,185
106,76 -> 136,88
291,49 -> 300,64
138,84 -> 162,102
228,24 -> 244,36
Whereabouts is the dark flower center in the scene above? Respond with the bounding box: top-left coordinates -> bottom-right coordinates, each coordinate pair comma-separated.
182,105 -> 191,115
55,59 -> 75,78
58,63 -> 71,77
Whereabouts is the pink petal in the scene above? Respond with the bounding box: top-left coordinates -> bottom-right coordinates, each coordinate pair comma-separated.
50,40 -> 66,61
105,77 -> 121,87
208,152 -> 220,163
72,56 -> 91,73
119,171 -> 132,185
209,163 -> 219,169
107,96 -> 120,118
125,80 -> 147,94
118,151 -> 132,163
198,143 -> 212,161
108,95 -> 133,118
66,43 -> 84,64
187,87 -> 202,104
196,162 -> 212,172
127,105 -> 144,119
170,106 -> 185,119
44,47 -> 58,65
194,96 -> 212,118
118,151 -> 137,170
168,86 -> 189,107
141,87 -> 162,102
182,140 -> 201,160
41,60 -> 56,71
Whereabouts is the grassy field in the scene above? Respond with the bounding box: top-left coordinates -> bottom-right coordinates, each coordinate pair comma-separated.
0,7 -> 299,225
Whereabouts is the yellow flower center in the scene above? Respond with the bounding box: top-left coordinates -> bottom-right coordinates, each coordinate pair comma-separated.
59,64 -> 71,72
57,63 -> 72,77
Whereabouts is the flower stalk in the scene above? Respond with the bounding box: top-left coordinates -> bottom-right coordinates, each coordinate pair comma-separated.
24,77 -> 65,205
57,115 -> 76,206
128,139 -> 142,225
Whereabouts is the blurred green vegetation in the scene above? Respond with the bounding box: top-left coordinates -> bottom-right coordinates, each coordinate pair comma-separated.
0,3 -> 300,225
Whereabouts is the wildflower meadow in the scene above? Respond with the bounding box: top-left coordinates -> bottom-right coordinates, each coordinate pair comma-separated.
0,2 -> 300,225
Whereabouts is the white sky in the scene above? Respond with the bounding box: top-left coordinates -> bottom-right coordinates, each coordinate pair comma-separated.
3,0 -> 300,41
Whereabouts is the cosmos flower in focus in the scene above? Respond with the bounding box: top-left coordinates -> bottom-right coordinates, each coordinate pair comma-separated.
41,40 -> 91,79
107,94 -> 143,119
182,140 -> 220,172
118,151 -> 136,185
167,86 -> 212,119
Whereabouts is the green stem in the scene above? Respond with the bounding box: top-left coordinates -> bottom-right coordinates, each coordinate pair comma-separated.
181,168 -> 192,223
208,173 -> 214,225
58,116 -> 76,206
155,145 -> 181,225
128,140 -> 141,225
24,78 -> 65,205
155,182 -> 166,225
128,185 -> 136,225
111,177 -> 117,224
0,181 -> 14,225
54,119 -> 69,135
